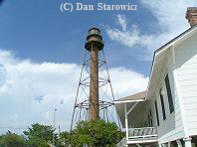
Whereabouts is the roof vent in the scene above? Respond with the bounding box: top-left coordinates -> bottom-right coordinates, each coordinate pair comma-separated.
186,7 -> 197,27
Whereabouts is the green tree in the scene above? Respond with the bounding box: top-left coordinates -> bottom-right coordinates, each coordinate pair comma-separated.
23,123 -> 57,147
0,131 -> 25,147
57,131 -> 70,147
70,120 -> 124,147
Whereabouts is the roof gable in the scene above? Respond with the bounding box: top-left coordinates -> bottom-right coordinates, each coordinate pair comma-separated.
146,26 -> 197,99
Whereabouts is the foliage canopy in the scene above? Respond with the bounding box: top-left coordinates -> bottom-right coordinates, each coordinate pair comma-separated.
70,120 -> 123,146
0,121 -> 123,147
0,131 -> 25,147
23,123 -> 56,147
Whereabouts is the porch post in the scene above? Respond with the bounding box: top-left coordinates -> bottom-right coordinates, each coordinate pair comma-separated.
136,144 -> 142,147
161,143 -> 167,147
183,137 -> 192,147
167,142 -> 171,147
176,139 -> 183,147
124,103 -> 129,139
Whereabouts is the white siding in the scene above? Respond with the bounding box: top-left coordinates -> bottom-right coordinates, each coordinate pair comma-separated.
175,32 -> 197,136
151,49 -> 184,144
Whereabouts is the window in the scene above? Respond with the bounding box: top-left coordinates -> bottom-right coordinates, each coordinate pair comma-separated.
149,110 -> 153,126
155,100 -> 160,126
148,110 -> 153,127
165,74 -> 174,113
160,89 -> 166,120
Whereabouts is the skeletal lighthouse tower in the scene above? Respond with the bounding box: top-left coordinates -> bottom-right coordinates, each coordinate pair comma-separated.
70,28 -> 119,130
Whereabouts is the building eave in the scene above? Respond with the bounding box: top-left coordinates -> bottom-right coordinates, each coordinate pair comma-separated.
114,98 -> 145,104
145,25 -> 197,100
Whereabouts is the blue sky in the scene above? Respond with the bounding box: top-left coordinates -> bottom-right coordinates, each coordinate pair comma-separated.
0,0 -> 196,134
0,0 -> 156,75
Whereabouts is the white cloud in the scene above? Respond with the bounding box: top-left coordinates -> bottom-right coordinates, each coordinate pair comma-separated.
0,49 -> 148,134
110,67 -> 148,98
116,14 -> 128,31
107,24 -> 142,48
0,50 -> 81,134
106,0 -> 197,60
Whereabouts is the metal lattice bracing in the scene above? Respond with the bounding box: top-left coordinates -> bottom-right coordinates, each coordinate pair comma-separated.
70,28 -> 120,131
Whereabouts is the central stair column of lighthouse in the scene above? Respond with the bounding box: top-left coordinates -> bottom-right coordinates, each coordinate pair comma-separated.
85,28 -> 104,121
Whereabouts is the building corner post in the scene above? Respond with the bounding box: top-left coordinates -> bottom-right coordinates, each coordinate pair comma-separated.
124,103 -> 128,140
183,137 -> 192,147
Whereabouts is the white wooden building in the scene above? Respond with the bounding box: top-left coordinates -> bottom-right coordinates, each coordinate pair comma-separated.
115,7 -> 197,147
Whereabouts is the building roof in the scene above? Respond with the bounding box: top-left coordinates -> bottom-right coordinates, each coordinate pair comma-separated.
154,25 -> 197,55
114,91 -> 146,104
146,25 -> 197,99
114,91 -> 147,128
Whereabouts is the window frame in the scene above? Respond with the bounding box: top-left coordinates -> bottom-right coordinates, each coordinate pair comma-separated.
160,89 -> 166,120
154,100 -> 160,126
165,74 -> 174,114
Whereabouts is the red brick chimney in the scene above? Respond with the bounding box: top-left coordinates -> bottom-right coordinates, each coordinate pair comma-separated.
186,7 -> 197,27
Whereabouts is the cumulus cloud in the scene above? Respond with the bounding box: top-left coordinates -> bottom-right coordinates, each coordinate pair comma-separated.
106,0 -> 197,60
107,24 -> 141,48
110,67 -> 148,98
0,50 -> 81,134
0,49 -> 148,134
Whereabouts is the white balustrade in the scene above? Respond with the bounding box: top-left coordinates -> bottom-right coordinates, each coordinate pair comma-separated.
128,127 -> 157,139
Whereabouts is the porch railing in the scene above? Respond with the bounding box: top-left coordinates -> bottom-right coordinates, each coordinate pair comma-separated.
128,127 -> 157,139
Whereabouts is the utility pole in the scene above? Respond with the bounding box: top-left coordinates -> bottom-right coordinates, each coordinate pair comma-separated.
58,125 -> 61,136
53,108 -> 57,146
